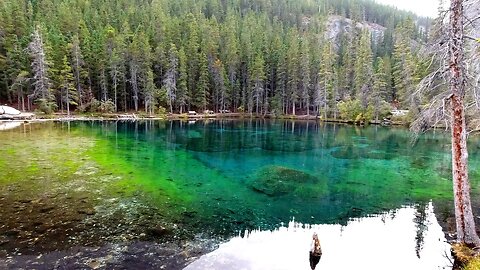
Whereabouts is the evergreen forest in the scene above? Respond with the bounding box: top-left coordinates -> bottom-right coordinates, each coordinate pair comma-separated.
0,0 -> 434,120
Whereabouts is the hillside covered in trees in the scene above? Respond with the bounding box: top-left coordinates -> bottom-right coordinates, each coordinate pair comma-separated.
0,0 -> 434,120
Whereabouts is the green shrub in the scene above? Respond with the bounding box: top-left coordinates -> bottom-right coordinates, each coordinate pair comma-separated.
98,100 -> 116,113
157,105 -> 167,116
338,99 -> 392,123
378,101 -> 393,119
338,99 -> 362,121
36,98 -> 57,114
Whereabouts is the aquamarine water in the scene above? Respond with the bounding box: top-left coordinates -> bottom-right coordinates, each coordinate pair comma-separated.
1,119 -> 480,268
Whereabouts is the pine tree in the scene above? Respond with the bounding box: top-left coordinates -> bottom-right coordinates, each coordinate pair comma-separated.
275,48 -> 288,114
108,34 -> 126,112
10,71 -> 29,111
286,30 -> 300,115
392,23 -> 419,109
222,11 -> 239,111
212,58 -> 228,112
163,43 -> 178,114
194,52 -> 210,112
58,55 -> 76,116
92,28 -> 108,102
250,54 -> 266,114
177,48 -> 189,114
71,34 -> 86,108
372,57 -> 388,121
185,13 -> 200,109
144,68 -> 157,115
354,30 -> 374,109
5,34 -> 29,107
341,32 -> 357,98
317,41 -> 337,119
128,31 -> 151,112
299,38 -> 311,115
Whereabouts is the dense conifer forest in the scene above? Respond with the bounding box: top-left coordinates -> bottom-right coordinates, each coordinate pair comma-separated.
0,0 -> 434,119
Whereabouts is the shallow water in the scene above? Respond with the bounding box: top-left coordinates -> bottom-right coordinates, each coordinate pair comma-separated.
1,120 -> 480,269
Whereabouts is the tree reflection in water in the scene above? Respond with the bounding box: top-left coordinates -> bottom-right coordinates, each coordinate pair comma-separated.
185,203 -> 451,270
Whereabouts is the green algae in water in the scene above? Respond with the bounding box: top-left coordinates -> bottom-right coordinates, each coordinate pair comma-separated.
2,120 -> 480,238
0,123 -> 92,187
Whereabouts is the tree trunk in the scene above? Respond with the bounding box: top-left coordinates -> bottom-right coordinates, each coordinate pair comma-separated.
113,68 -> 118,112
449,0 -> 480,246
74,53 -> 83,108
130,64 -> 139,112
6,77 -> 12,104
66,85 -> 70,116
255,87 -> 259,114
21,94 -> 25,112
60,89 -> 64,113
101,68 -> 108,102
123,75 -> 127,112
324,82 -> 328,120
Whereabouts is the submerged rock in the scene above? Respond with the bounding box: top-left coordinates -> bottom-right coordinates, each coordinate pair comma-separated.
146,226 -> 173,237
0,237 -> 9,246
40,206 -> 55,213
78,208 -> 96,215
248,166 -> 326,197
0,239 -> 218,270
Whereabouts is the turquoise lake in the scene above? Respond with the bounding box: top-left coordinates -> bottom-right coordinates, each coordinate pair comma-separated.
1,120 -> 480,269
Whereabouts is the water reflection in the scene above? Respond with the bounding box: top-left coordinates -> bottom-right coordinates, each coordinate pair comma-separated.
0,121 -> 22,131
185,203 -> 451,270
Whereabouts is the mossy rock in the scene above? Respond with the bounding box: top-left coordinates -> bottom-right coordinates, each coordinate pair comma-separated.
248,166 -> 325,197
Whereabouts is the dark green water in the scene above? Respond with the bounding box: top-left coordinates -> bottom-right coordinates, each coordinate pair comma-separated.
1,120 -> 480,260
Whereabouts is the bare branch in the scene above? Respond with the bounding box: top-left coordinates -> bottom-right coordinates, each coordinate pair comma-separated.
465,35 -> 480,41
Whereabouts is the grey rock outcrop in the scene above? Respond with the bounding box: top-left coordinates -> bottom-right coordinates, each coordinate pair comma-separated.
325,15 -> 386,47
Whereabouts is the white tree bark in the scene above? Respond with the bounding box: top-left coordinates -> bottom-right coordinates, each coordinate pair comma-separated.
130,63 -> 139,112
29,26 -> 50,102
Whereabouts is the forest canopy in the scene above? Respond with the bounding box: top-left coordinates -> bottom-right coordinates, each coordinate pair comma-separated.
0,0 -> 433,119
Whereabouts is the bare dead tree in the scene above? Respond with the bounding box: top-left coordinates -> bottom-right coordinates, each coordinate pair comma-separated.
130,62 -> 140,112
71,34 -> 84,108
28,26 -> 51,103
448,0 -> 480,246
411,0 -> 480,246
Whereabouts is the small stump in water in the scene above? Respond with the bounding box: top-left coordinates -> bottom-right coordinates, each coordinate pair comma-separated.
248,166 -> 327,198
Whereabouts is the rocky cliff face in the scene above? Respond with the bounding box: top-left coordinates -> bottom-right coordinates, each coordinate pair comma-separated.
325,15 -> 387,47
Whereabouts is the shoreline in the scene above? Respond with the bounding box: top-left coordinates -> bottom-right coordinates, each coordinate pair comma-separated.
0,112 -> 409,127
